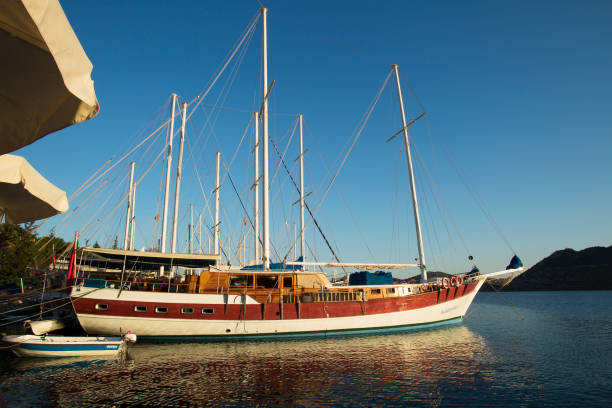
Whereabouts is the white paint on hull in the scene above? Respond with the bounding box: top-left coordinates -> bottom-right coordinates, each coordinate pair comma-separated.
76,281 -> 485,337
12,347 -> 122,358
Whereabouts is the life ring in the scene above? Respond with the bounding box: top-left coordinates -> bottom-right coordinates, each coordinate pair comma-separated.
450,276 -> 457,287
442,277 -> 450,289
456,275 -> 463,286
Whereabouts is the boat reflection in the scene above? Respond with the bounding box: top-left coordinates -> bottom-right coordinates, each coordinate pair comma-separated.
0,325 -> 496,406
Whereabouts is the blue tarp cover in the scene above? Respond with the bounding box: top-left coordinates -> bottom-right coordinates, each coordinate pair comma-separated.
241,256 -> 303,271
506,255 -> 523,270
349,271 -> 393,285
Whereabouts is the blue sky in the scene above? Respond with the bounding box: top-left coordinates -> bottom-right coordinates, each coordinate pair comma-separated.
15,0 -> 612,276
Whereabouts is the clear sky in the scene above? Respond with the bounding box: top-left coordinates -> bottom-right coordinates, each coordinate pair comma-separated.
15,0 -> 612,277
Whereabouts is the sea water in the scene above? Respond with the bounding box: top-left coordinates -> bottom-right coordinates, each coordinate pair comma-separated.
1,291 -> 611,407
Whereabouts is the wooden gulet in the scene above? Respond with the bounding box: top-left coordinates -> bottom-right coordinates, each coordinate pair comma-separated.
70,7 -> 519,340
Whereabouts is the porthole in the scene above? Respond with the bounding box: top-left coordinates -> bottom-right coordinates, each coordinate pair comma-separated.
181,307 -> 194,314
201,308 -> 214,315
155,306 -> 168,314
95,303 -> 108,310
134,305 -> 147,313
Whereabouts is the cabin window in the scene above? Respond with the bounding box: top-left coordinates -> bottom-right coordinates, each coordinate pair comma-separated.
181,307 -> 194,314
202,308 -> 214,315
258,275 -> 278,289
371,289 -> 381,295
134,305 -> 147,313
95,303 -> 108,310
386,288 -> 395,295
155,306 -> 168,314
230,275 -> 254,288
283,276 -> 292,288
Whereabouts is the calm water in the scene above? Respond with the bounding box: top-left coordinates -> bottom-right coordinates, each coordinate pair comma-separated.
1,291 -> 611,407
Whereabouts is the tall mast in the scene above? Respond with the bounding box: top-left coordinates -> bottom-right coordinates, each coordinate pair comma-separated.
198,213 -> 202,254
123,161 -> 135,250
171,102 -> 187,255
161,94 -> 177,256
261,7 -> 270,270
392,64 -> 427,281
253,111 -> 260,264
298,114 -> 305,261
214,152 -> 221,265
130,183 -> 136,250
227,235 -> 231,265
189,203 -> 193,254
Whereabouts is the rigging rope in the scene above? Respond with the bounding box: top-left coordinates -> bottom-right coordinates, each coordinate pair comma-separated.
185,11 -> 260,123
185,136 -> 215,225
398,69 -> 517,256
312,69 -> 392,219
410,138 -> 473,257
270,117 -> 299,185
269,138 -> 345,272
303,120 -> 377,262
222,163 -> 282,263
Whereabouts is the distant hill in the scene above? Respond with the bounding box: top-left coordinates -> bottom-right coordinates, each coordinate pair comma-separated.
499,246 -> 612,291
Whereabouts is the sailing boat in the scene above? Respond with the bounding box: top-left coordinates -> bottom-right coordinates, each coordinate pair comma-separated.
69,8 -> 523,340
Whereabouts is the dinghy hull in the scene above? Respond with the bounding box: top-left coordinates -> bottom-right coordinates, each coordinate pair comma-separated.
2,335 -> 124,358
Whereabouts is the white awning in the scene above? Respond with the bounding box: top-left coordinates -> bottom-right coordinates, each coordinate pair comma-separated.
0,0 -> 99,154
0,154 -> 69,224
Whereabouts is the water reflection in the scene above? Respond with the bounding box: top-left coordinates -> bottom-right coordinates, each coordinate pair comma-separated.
4,292 -> 611,407
0,326 -> 496,407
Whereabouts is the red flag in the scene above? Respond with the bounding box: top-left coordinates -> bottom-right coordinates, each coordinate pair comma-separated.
52,244 -> 56,267
66,232 -> 78,291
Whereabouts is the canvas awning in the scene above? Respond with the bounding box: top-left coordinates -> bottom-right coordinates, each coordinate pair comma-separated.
83,247 -> 221,269
0,154 -> 69,224
0,0 -> 99,154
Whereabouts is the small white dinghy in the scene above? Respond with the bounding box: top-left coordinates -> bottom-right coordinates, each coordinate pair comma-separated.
24,318 -> 69,335
2,333 -> 137,358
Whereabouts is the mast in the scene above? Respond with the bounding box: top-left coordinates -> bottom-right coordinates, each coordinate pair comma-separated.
298,114 -> 305,261
261,7 -> 270,270
198,213 -> 202,254
123,161 -> 135,250
130,183 -> 136,250
253,111 -> 260,264
214,152 -> 221,265
392,64 -> 427,281
160,94 -> 177,258
189,203 -> 193,254
171,102 -> 187,255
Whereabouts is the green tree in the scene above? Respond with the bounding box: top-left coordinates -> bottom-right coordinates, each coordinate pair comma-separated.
33,234 -> 69,268
0,223 -> 38,284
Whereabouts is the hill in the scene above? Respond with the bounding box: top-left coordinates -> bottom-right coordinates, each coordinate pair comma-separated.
499,246 -> 612,291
